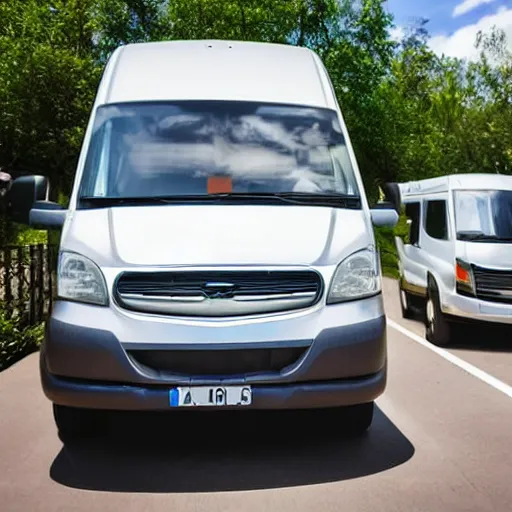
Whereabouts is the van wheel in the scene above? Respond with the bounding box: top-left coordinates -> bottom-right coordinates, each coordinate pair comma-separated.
53,404 -> 106,441
399,284 -> 414,319
425,282 -> 452,346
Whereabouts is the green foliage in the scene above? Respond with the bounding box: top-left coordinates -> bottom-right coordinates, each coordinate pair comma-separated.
372,25 -> 512,185
92,0 -> 344,60
375,213 -> 409,278
14,227 -> 48,246
0,0 -> 101,193
93,0 -> 170,60
1,0 -> 512,278
0,310 -> 44,372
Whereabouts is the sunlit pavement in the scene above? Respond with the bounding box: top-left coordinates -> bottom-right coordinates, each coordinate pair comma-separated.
1,277 -> 511,512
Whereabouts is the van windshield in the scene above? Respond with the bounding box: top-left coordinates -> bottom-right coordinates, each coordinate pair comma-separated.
454,190 -> 512,242
78,101 -> 360,205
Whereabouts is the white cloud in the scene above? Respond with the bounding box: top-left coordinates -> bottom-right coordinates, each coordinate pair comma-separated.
390,25 -> 405,42
430,6 -> 512,61
453,0 -> 496,18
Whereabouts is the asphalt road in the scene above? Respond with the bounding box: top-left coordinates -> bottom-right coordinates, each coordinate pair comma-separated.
1,277 -> 511,512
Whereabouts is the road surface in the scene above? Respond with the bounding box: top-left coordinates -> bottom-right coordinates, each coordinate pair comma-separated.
0,277 -> 511,512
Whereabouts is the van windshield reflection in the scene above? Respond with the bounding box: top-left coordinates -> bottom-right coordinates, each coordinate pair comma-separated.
454,190 -> 512,242
78,101 -> 360,206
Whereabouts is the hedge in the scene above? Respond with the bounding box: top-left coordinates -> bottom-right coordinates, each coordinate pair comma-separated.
0,310 -> 44,372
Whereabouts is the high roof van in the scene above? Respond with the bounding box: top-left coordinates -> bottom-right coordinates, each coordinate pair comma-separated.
388,173 -> 512,346
7,40 -> 398,439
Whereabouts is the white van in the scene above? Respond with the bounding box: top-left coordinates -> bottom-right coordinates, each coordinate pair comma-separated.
388,174 -> 512,346
7,40 -> 398,439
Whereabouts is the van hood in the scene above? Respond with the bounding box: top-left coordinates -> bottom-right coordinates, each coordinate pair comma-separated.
63,204 -> 372,267
460,241 -> 512,270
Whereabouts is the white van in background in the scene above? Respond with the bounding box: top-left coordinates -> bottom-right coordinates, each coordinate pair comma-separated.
389,173 -> 512,346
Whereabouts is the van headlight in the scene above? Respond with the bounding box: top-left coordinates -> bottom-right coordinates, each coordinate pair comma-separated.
327,247 -> 381,304
57,252 -> 109,306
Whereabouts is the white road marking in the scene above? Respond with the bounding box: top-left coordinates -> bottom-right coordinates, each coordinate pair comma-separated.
387,318 -> 512,400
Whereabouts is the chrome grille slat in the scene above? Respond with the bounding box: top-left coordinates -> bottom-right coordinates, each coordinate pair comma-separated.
115,270 -> 323,317
472,266 -> 512,304
121,291 -> 316,302
232,292 -> 316,302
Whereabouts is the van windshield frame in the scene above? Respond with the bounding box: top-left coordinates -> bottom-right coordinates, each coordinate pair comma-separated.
77,100 -> 361,208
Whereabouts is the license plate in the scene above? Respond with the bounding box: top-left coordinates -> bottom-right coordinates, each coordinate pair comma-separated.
169,385 -> 252,407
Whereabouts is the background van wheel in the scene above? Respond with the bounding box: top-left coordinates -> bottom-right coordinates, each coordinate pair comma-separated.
399,283 -> 414,319
425,282 -> 452,347
53,404 -> 106,441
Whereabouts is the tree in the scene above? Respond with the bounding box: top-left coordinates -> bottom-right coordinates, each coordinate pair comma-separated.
0,0 -> 100,191
0,0 -> 101,243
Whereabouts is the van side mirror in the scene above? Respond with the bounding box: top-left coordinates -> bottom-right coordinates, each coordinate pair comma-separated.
7,175 -> 49,224
371,182 -> 400,228
370,205 -> 399,228
7,175 -> 66,229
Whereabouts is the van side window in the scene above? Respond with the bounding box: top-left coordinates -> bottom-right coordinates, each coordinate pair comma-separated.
405,202 -> 421,246
425,200 -> 448,240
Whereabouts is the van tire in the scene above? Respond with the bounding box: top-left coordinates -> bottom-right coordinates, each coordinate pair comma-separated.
399,283 -> 414,319
425,280 -> 452,346
53,404 -> 105,441
332,402 -> 374,436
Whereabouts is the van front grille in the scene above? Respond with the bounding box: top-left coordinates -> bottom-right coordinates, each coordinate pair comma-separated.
115,270 -> 323,317
473,265 -> 512,304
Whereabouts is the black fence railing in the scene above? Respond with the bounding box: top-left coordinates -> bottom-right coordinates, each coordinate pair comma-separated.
0,244 -> 58,327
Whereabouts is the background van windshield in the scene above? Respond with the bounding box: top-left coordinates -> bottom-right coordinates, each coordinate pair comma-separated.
79,101 -> 360,200
454,189 -> 512,241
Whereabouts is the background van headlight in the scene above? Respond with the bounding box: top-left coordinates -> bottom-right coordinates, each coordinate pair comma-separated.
57,252 -> 109,306
327,247 -> 381,304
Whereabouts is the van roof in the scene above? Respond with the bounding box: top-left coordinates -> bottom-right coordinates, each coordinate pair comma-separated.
97,40 -> 335,109
398,173 -> 512,199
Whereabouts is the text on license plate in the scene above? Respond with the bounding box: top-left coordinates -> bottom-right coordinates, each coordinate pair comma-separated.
169,386 -> 252,407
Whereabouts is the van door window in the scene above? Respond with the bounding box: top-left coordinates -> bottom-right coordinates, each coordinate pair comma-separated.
405,202 -> 421,246
425,200 -> 448,240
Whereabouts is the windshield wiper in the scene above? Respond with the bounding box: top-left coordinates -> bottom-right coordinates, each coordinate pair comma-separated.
80,196 -> 174,206
209,192 -> 361,208
79,192 -> 361,209
457,231 -> 512,242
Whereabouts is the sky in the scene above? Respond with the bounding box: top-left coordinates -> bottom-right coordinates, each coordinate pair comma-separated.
385,0 -> 512,60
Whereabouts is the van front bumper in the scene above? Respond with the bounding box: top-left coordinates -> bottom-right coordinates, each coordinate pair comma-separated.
442,292 -> 512,326
40,295 -> 387,411
40,357 -> 386,411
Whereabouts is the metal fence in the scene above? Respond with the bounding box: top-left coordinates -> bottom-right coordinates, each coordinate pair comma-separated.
0,244 -> 57,327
